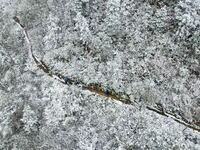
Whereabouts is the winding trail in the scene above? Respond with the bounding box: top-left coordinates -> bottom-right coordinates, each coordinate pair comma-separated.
13,16 -> 200,133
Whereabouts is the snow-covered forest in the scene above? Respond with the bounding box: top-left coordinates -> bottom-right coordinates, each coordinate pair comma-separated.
0,0 -> 200,149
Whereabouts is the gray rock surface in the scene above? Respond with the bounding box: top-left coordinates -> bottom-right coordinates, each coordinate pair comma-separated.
0,0 -> 200,149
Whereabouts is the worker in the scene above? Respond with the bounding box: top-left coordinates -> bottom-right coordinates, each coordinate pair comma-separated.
105,89 -> 110,96
63,76 -> 72,84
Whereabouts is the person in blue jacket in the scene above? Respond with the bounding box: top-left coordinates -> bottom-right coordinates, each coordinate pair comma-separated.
105,88 -> 110,96
63,76 -> 72,85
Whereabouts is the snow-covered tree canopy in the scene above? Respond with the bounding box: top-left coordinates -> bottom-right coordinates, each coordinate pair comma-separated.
0,0 -> 200,149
